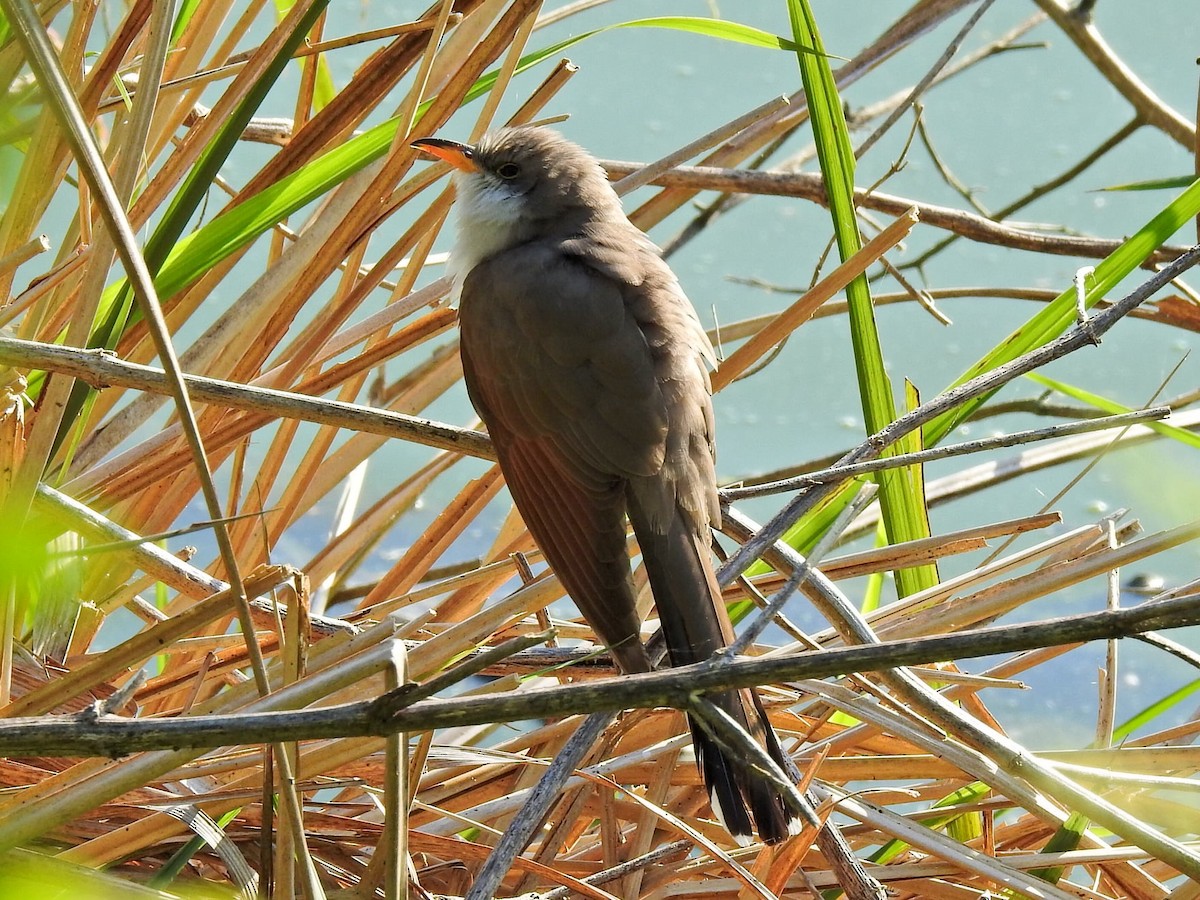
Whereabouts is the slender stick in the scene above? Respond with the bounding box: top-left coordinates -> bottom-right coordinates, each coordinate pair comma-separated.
464,712 -> 614,900
600,159 -> 1189,264
722,406 -> 1171,500
0,336 -> 494,460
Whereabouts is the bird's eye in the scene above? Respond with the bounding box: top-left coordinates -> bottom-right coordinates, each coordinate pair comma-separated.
496,162 -> 521,179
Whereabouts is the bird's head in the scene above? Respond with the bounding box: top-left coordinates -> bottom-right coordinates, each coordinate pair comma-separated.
412,127 -> 619,246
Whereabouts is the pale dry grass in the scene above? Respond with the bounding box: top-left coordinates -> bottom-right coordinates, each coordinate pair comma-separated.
0,1 -> 1197,898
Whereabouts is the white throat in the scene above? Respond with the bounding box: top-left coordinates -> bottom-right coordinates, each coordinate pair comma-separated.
448,170 -> 535,296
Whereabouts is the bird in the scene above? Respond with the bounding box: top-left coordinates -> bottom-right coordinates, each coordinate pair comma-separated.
412,126 -> 799,845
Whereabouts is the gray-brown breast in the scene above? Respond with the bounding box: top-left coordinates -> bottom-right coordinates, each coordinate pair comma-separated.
459,240 -> 669,482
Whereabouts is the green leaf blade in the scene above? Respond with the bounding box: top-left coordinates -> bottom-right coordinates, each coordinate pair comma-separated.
786,0 -> 936,597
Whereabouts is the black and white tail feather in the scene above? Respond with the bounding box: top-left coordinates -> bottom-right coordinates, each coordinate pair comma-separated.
628,492 -> 802,844
689,693 -> 807,845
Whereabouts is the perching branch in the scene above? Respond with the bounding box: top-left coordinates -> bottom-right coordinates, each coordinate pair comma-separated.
2,578 -> 1199,757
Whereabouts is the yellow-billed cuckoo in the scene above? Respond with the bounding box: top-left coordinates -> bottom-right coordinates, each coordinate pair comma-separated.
413,127 -> 797,844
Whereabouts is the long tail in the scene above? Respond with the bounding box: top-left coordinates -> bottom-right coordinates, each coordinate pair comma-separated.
627,494 -> 800,845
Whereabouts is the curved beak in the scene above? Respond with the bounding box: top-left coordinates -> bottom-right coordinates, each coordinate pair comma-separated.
411,137 -> 478,173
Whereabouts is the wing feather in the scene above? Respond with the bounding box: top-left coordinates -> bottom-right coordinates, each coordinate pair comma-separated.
458,245 -> 671,674
459,243 -> 670,480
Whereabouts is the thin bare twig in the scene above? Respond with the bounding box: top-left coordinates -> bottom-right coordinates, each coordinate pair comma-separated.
722,405 -> 1171,500
600,160 -> 1188,264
